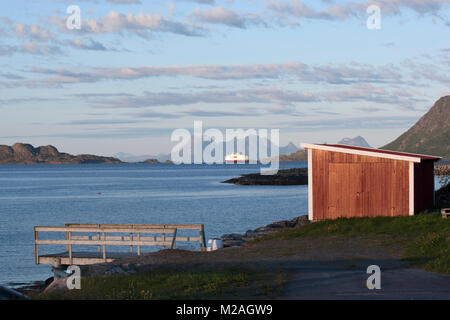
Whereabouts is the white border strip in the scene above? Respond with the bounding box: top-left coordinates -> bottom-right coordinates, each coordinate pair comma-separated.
409,162 -> 414,216
300,143 -> 423,163
308,148 -> 313,221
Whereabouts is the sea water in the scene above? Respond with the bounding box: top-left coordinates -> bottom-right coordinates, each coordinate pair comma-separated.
0,162 -> 307,287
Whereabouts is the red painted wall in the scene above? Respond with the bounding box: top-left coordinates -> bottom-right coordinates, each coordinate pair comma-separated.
312,150 -> 411,220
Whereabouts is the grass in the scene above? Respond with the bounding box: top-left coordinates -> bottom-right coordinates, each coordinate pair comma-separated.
251,214 -> 450,274
37,214 -> 449,299
38,268 -> 288,300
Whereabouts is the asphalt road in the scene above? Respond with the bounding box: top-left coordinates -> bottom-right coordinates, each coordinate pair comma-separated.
278,261 -> 450,300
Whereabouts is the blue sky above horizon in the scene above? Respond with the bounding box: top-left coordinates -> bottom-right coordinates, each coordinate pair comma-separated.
0,0 -> 449,156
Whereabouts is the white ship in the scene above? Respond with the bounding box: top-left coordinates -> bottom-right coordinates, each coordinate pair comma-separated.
225,153 -> 249,163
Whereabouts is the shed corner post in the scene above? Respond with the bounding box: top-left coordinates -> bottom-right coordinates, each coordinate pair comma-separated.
307,148 -> 314,221
432,161 -> 436,207
409,161 -> 415,216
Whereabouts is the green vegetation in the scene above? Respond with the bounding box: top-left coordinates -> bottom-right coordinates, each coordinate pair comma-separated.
39,268 -> 288,300
252,215 -> 450,274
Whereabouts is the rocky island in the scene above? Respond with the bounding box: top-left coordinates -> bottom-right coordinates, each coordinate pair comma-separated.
142,158 -> 159,164
141,159 -> 173,164
222,168 -> 308,185
0,143 -> 122,164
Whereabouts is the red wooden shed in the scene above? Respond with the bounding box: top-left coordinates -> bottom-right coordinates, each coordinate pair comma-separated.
300,143 -> 441,221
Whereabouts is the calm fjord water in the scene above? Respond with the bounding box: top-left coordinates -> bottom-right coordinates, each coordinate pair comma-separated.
0,162 -> 308,287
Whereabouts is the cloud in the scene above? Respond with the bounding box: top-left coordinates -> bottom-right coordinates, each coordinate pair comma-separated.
58,119 -> 139,125
72,92 -> 136,99
180,110 -> 250,117
267,0 -> 450,21
0,127 -> 174,140
355,106 -> 386,113
177,0 -> 215,4
0,72 -> 25,80
268,0 -> 352,20
84,87 -> 318,108
133,111 -> 182,119
321,83 -> 426,110
13,23 -> 56,42
131,108 -> 264,119
0,97 -> 66,106
191,6 -> 265,28
374,0 -> 449,15
72,83 -> 429,111
278,115 -> 419,131
57,0 -> 142,3
1,19 -> 123,53
49,11 -> 205,38
0,43 -> 63,56
27,61 -> 405,86
401,59 -> 450,86
106,0 -> 142,4
65,37 -> 109,51
276,116 -> 418,132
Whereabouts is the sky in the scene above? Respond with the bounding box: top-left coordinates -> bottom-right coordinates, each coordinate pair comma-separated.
0,0 -> 449,156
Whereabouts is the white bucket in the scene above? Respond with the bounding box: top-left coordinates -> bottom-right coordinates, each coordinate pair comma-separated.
207,238 -> 223,251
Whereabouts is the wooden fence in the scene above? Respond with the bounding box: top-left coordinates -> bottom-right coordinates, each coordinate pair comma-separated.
34,223 -> 206,266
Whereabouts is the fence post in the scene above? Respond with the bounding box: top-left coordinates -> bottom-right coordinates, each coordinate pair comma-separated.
68,231 -> 72,265
130,233 -> 133,253
171,229 -> 177,249
102,232 -> 106,262
65,227 -> 69,252
34,227 -> 38,264
137,232 -> 141,256
163,227 -> 166,249
200,224 -> 206,251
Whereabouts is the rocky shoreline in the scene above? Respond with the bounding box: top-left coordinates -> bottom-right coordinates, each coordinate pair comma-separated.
220,215 -> 310,247
222,168 -> 308,185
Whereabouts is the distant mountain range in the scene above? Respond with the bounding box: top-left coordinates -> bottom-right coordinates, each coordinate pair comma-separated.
279,142 -> 300,155
338,136 -> 372,148
382,95 -> 450,158
278,136 -> 371,162
114,140 -> 301,163
0,143 -> 122,164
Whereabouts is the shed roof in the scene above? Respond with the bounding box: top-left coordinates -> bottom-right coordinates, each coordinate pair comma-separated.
300,143 -> 441,163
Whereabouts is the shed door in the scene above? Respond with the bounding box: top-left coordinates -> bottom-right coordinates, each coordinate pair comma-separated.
363,162 -> 395,216
328,163 -> 363,219
327,162 -> 398,219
